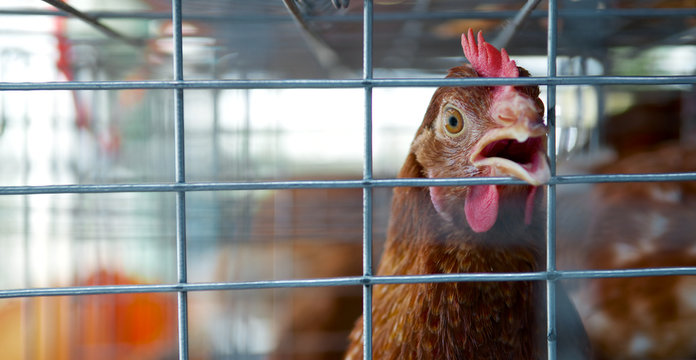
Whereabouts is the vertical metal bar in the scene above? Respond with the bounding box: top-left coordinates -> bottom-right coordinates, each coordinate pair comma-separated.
545,0 -> 558,359
172,0 -> 189,359
21,88 -> 32,360
362,1 -> 374,360
363,0 -> 374,83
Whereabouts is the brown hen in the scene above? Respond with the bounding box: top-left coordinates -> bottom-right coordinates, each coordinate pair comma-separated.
563,142 -> 696,360
345,30 -> 590,360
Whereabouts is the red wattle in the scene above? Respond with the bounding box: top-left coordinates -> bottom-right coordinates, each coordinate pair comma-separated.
525,186 -> 538,225
465,185 -> 499,233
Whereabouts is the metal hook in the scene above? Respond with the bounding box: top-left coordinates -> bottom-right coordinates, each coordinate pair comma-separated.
492,0 -> 542,50
331,0 -> 350,9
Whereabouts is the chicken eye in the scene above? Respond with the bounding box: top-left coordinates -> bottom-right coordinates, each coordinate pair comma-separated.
443,107 -> 465,136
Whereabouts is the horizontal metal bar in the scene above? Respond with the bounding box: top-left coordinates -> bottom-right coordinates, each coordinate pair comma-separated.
1,75 -> 695,91
0,172 -> 695,195
1,8 -> 694,22
554,173 -> 696,184
556,267 -> 696,280
319,8 -> 696,22
0,179 -> 521,195
3,267 -> 696,299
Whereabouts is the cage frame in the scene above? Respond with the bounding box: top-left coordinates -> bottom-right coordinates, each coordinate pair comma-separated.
1,0 -> 696,359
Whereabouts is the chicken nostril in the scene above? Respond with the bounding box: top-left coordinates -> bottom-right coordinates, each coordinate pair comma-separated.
496,112 -> 516,125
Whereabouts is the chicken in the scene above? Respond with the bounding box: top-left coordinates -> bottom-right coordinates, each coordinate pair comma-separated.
345,29 -> 590,360
560,141 -> 696,360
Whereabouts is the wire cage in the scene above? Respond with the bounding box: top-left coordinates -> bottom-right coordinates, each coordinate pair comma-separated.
1,0 -> 696,359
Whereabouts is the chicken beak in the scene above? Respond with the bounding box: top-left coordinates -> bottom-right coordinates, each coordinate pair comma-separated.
470,89 -> 551,186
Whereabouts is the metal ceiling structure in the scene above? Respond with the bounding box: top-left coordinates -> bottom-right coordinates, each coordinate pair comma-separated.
19,0 -> 696,78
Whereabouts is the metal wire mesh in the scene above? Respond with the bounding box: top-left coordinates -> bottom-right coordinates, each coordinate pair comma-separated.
1,1 -> 696,360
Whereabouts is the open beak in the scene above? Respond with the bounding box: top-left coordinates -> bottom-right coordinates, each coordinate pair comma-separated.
470,90 -> 550,186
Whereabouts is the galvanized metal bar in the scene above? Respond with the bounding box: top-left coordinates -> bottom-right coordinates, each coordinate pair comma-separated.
0,75 -> 690,91
1,172 -> 695,195
1,75 -> 694,91
172,0 -> 189,358
545,0 -> 559,359
362,1 -> 374,359
4,266 -> 696,299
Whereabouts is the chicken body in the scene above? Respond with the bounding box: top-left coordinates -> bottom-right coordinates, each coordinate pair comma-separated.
346,175 -> 545,360
562,142 -> 696,360
345,31 -> 589,360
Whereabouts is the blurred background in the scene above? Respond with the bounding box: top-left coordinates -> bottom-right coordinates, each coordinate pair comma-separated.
0,0 -> 694,359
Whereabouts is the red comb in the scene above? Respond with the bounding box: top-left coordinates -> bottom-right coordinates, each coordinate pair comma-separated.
461,29 -> 519,78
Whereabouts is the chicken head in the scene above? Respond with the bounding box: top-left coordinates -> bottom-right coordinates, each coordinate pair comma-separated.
410,29 -> 550,233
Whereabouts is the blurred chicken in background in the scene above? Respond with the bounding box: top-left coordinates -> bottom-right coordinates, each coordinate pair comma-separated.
566,142 -> 696,360
239,187 -> 390,360
558,88 -> 696,359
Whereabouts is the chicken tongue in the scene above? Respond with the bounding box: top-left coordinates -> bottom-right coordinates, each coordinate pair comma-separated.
465,185 -> 538,232
464,184 -> 499,233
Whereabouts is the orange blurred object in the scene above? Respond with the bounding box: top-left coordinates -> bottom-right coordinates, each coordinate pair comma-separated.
0,269 -> 177,360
